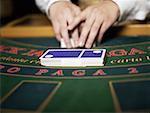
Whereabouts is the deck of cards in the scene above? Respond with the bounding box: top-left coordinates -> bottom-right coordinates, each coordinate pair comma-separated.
40,49 -> 106,67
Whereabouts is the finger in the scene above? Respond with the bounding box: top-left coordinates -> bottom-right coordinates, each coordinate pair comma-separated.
52,20 -> 61,41
78,15 -> 96,47
71,28 -> 79,48
98,21 -> 111,43
65,10 -> 79,48
71,7 -> 81,45
64,8 -> 75,24
79,22 -> 84,33
59,17 -> 72,48
85,17 -> 103,48
68,11 -> 86,30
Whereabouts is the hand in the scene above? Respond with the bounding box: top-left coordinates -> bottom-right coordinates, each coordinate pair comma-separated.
49,1 -> 81,48
68,0 -> 120,48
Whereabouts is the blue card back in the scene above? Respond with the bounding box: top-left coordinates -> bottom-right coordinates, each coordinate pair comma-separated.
40,49 -> 105,59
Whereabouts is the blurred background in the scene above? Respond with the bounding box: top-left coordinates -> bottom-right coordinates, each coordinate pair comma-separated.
0,0 -> 41,26
0,0 -> 103,26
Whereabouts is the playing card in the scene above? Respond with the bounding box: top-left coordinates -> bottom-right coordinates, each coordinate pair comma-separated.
61,38 -> 75,48
40,49 -> 106,67
40,49 -> 105,58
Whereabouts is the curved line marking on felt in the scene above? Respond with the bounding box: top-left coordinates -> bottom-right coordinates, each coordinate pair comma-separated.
1,62 -> 150,69
0,72 -> 150,79
109,81 -> 122,112
1,38 -> 58,49
109,78 -> 150,112
1,38 -> 150,49
0,80 -> 62,112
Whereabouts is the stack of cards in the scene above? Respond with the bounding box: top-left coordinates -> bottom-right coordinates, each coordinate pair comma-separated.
40,49 -> 106,67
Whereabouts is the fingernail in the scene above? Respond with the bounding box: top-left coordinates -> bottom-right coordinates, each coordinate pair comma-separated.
74,41 -> 78,48
67,41 -> 72,48
73,39 -> 78,48
85,44 -> 91,49
79,41 -> 83,47
56,35 -> 61,41
93,43 -> 96,47
60,38 -> 64,42
71,39 -> 75,48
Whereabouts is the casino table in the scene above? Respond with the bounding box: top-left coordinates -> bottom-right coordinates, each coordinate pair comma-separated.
0,14 -> 150,113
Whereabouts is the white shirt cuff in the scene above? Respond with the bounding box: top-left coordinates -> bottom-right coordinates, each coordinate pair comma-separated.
112,0 -> 134,21
112,0 -> 150,22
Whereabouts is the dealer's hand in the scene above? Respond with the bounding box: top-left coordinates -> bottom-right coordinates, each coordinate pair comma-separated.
49,1 -> 81,48
68,0 -> 120,48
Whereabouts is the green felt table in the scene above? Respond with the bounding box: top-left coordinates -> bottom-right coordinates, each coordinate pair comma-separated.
0,14 -> 150,112
0,35 -> 150,113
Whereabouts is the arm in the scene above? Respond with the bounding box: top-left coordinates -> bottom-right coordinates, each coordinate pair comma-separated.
112,0 -> 150,22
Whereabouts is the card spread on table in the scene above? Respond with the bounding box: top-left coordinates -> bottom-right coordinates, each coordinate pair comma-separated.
40,49 -> 106,67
